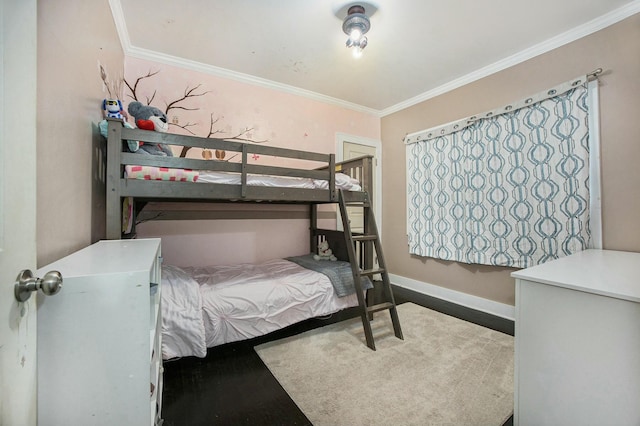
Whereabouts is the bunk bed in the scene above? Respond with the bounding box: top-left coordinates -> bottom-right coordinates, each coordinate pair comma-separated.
103,118 -> 403,358
104,118 -> 372,240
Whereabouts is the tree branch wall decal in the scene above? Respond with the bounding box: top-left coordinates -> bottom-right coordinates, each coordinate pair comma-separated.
124,70 -> 267,159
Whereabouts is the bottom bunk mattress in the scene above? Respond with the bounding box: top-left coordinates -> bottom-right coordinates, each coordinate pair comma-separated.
160,257 -> 363,359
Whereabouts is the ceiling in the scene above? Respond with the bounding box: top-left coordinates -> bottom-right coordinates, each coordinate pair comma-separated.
113,0 -> 639,115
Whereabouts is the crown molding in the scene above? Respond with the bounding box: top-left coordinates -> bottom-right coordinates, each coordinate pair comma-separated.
110,0 -> 640,118
379,1 -> 640,117
108,0 -> 131,53
108,1 -> 378,116
125,45 -> 381,116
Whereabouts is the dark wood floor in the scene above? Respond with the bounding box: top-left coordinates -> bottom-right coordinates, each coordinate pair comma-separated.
162,286 -> 515,426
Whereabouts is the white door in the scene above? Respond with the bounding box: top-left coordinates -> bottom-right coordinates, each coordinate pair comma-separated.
0,1 -> 39,424
335,133 -> 382,234
343,141 -> 378,233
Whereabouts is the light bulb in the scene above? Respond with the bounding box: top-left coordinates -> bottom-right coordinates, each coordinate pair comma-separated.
352,46 -> 363,59
349,27 -> 362,42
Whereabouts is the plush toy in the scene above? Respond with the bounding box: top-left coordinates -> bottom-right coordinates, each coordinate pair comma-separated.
314,240 -> 337,261
102,98 -> 127,120
127,101 -> 173,156
98,119 -> 140,152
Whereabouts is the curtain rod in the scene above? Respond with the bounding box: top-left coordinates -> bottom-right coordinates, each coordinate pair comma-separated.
587,68 -> 603,80
404,72 -> 599,144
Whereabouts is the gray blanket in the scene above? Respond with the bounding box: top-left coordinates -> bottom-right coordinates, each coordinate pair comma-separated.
286,254 -> 373,297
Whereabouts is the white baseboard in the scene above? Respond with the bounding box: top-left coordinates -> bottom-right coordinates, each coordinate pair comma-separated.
389,274 -> 515,321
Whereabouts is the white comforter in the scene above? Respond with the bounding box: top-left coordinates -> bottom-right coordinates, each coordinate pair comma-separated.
125,165 -> 362,191
161,259 -> 358,359
196,170 -> 362,190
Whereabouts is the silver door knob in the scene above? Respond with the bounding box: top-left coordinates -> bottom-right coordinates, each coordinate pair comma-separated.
14,269 -> 63,302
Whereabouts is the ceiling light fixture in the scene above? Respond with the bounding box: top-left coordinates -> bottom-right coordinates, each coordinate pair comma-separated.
342,5 -> 370,58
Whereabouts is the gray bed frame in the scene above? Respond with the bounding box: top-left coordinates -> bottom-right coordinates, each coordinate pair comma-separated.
103,118 -> 401,350
104,119 -> 374,258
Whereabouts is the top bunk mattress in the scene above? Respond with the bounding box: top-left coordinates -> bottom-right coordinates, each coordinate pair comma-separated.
124,165 -> 362,191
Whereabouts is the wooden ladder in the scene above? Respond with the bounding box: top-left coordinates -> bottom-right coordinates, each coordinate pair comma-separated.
338,189 -> 403,350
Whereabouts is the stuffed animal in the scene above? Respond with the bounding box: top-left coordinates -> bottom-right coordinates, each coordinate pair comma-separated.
314,240 -> 337,261
127,101 -> 173,156
102,98 -> 127,120
98,119 -> 140,152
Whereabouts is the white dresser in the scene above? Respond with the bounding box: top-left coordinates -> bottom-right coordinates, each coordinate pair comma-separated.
512,249 -> 640,426
37,238 -> 163,426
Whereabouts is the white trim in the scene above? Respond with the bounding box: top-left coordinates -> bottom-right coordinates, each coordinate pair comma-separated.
335,133 -> 382,236
128,46 -> 381,115
108,0 -> 131,53
404,143 -> 412,242
109,1 -> 378,116
109,0 -> 640,116
587,79 -> 603,249
380,1 -> 640,117
0,0 -> 4,251
390,273 -> 516,321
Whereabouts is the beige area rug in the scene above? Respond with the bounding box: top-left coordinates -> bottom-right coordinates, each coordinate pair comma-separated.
255,302 -> 514,426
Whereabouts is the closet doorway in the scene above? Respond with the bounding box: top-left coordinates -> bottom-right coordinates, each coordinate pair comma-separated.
336,133 -> 382,237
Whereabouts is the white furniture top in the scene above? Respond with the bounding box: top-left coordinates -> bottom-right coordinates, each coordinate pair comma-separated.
511,249 -> 640,303
39,238 -> 161,277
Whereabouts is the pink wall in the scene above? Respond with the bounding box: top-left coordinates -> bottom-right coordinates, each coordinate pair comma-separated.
37,0 -> 123,266
124,57 -> 379,155
126,56 -> 380,266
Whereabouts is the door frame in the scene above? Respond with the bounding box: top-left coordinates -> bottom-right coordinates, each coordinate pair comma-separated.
1,0 -> 39,425
335,132 -> 382,238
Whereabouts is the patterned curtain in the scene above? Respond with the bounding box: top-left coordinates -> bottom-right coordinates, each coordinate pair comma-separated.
405,77 -> 592,268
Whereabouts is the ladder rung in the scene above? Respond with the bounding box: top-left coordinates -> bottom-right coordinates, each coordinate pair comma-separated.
360,268 -> 385,276
366,302 -> 394,314
337,189 -> 403,350
351,235 -> 378,241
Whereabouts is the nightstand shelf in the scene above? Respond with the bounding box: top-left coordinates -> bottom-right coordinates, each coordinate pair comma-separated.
37,238 -> 163,426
